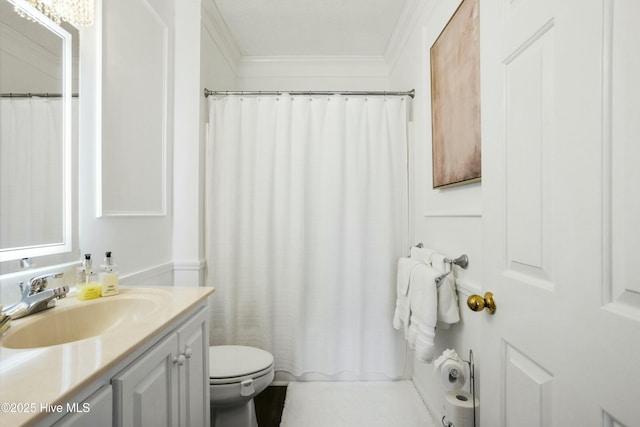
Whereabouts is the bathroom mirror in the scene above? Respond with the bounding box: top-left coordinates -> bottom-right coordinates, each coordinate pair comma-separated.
0,0 -> 77,273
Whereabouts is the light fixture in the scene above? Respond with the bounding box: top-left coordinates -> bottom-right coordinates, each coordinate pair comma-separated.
14,0 -> 94,26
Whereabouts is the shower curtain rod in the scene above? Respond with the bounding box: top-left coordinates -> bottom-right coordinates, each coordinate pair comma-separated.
1,93 -> 79,98
204,88 -> 415,99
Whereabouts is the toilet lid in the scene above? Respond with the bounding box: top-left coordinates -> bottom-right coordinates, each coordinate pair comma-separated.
209,345 -> 274,379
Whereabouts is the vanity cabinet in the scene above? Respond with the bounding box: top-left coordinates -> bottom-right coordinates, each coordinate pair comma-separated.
35,300 -> 210,427
51,386 -> 112,427
177,307 -> 210,427
113,306 -> 209,427
0,288 -> 214,427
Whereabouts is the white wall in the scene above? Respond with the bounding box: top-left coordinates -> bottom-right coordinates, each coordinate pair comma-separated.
171,0 -> 204,287
237,56 -> 389,91
75,0 -> 241,289
78,0 -> 174,286
388,0 -> 484,418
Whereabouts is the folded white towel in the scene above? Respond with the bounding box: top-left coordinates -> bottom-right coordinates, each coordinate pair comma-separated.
436,274 -> 460,328
430,253 -> 460,328
393,257 -> 423,333
407,263 -> 439,363
410,246 -> 435,264
429,253 -> 446,272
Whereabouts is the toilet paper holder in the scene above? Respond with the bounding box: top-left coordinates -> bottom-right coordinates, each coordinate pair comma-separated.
442,349 -> 476,427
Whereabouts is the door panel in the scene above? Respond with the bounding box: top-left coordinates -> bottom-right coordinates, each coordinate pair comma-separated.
481,0 -> 640,426
113,334 -> 179,427
610,0 -> 640,311
503,344 -> 553,427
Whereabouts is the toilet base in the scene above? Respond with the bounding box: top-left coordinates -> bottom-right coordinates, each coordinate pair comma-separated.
211,399 -> 258,427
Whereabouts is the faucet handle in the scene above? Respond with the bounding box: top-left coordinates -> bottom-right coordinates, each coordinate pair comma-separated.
28,272 -> 64,295
17,281 -> 26,298
54,285 -> 70,299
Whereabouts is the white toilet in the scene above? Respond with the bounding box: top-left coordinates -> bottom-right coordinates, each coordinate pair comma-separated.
209,345 -> 275,427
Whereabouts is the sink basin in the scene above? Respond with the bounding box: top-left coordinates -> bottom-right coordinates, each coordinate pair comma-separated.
1,296 -> 158,349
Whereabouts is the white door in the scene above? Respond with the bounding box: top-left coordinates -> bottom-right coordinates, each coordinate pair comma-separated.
480,0 -> 640,426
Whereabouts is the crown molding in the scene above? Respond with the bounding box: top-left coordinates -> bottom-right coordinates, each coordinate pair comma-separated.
201,0 -> 433,78
201,0 -> 241,73
384,0 -> 434,71
0,23 -> 61,81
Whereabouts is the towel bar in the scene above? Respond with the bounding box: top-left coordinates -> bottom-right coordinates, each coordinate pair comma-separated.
435,270 -> 450,287
435,254 -> 468,287
444,254 -> 469,270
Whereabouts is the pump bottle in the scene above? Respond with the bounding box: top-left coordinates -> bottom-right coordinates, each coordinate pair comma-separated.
76,254 -> 101,300
100,251 -> 120,297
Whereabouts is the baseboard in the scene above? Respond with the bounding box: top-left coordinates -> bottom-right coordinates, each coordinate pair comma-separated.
411,375 -> 439,427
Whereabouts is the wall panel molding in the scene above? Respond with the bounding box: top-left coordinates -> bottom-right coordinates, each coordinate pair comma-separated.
423,210 -> 482,218
120,261 -> 174,287
99,0 -> 168,216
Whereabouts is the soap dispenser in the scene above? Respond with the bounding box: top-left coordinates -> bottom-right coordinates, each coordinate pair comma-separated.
75,254 -> 90,286
76,254 -> 101,301
100,251 -> 120,297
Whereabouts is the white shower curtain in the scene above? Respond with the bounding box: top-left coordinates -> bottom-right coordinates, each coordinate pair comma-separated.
0,98 -> 64,250
205,94 -> 408,380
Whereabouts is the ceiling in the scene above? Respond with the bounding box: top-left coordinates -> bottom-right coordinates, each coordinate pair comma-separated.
212,0 -> 409,57
1,1 -> 79,56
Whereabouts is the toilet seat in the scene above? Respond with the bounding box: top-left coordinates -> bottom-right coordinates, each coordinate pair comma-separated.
209,345 -> 274,385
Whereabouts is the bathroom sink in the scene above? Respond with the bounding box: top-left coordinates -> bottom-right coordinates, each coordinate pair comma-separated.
1,296 -> 158,349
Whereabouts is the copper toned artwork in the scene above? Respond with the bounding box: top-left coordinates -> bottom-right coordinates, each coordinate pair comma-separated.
430,0 -> 481,188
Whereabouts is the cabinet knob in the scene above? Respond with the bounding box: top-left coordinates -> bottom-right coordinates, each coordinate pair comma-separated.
184,346 -> 193,359
173,354 -> 186,366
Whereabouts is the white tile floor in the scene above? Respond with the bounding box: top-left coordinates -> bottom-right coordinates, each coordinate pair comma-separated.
280,381 -> 436,427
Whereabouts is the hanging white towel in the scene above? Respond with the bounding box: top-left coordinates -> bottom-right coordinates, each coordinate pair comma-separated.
410,246 -> 434,264
407,263 -> 439,363
430,253 -> 460,328
393,257 -> 423,333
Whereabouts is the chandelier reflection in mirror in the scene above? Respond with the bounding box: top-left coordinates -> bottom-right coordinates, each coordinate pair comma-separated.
14,0 -> 94,26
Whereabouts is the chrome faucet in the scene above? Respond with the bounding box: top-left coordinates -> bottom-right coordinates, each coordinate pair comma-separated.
1,272 -> 69,320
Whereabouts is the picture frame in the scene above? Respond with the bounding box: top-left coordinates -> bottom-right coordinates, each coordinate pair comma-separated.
430,0 -> 481,189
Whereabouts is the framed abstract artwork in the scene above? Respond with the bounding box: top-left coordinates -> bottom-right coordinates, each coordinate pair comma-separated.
430,0 -> 481,188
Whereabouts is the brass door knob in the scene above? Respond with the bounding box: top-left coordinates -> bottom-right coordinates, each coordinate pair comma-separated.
467,292 -> 496,314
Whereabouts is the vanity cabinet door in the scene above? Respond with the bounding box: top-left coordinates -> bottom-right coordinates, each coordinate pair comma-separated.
51,385 -> 112,427
176,307 -> 210,427
112,333 -> 179,427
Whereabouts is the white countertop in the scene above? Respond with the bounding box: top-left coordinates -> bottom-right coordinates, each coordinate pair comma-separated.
0,286 -> 215,426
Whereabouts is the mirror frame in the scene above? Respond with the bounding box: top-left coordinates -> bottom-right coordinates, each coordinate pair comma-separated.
0,0 -> 73,262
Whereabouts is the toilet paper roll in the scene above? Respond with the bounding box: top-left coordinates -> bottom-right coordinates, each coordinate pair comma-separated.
444,390 -> 479,427
440,358 -> 466,390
